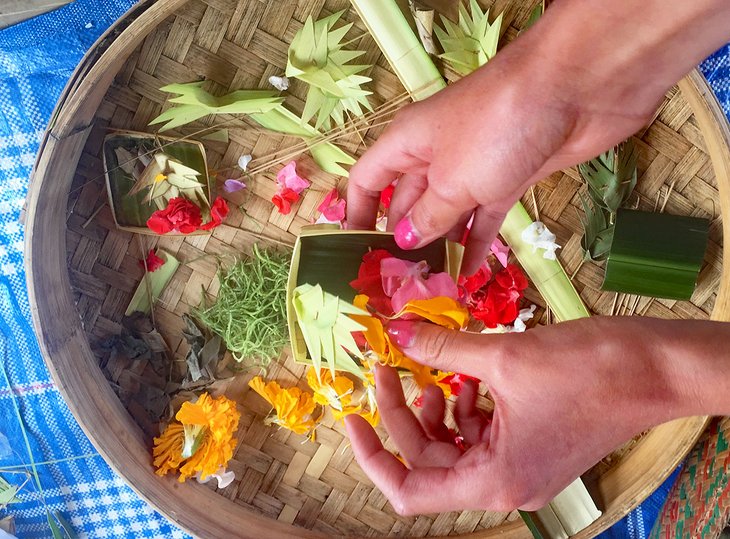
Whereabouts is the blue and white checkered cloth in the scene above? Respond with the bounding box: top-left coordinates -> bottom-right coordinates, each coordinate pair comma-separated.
0,2 -> 728,537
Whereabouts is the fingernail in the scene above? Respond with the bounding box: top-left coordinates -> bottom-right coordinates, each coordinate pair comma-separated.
386,320 -> 416,348
394,216 -> 419,249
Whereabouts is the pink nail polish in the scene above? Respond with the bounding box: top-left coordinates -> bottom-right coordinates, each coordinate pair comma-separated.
386,320 -> 416,348
394,217 -> 419,249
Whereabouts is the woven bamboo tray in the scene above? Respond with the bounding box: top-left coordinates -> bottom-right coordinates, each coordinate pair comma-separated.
24,0 -> 730,537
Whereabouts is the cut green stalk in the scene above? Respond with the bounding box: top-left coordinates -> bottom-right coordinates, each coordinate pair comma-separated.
125,250 -> 180,316
501,205 -> 590,320
349,0 -> 589,322
250,106 -> 355,176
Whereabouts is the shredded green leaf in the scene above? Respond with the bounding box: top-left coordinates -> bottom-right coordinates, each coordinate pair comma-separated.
194,245 -> 291,367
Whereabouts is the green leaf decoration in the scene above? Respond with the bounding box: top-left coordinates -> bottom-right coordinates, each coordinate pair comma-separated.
250,106 -> 355,176
578,193 -> 615,262
0,476 -> 20,506
128,153 -> 208,210
292,283 -> 368,379
150,82 -> 284,131
434,0 -> 503,76
578,139 -> 638,213
286,11 -> 373,129
126,250 -> 180,316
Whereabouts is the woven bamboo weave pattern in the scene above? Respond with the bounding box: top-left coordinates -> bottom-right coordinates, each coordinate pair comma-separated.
60,0 -> 723,536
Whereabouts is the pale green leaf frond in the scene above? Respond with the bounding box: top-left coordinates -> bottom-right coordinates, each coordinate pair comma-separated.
287,12 -> 372,128
436,1 -> 503,75
292,284 -> 367,378
150,82 -> 283,131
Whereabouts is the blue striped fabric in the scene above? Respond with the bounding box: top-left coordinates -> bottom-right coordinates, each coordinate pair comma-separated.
0,2 -> 728,537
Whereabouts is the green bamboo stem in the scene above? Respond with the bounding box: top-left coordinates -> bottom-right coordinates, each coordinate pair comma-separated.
349,0 -> 589,322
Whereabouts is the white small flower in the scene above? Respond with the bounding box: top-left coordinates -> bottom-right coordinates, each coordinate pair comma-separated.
268,75 -> 289,91
315,213 -> 342,226
521,221 -> 561,260
238,154 -> 252,171
480,305 -> 536,334
511,305 -> 536,333
196,467 -> 235,489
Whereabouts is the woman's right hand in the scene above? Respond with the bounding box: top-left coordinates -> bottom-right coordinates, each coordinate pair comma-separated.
346,0 -> 730,275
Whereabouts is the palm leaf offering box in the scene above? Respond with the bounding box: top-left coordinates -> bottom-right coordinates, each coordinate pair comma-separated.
287,228 -> 461,368
24,0 -> 730,538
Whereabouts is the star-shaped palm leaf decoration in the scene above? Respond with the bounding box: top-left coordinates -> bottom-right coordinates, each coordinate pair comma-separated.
292,283 -> 368,379
434,0 -> 503,75
128,153 -> 208,210
149,82 -> 284,131
578,139 -> 638,213
286,11 -> 373,130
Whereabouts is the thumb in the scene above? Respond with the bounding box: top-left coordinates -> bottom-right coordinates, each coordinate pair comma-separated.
386,320 -> 500,378
394,188 -> 472,250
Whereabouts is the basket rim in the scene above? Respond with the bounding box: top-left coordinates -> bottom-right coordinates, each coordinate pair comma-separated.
23,0 -> 730,537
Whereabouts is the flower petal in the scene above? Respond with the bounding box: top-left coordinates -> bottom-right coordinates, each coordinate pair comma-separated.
490,237 -> 510,267
223,179 -> 247,193
268,75 -> 290,91
237,154 -> 252,171
277,161 -> 310,194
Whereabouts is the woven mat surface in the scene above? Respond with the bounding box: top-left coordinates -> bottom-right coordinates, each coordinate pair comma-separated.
0,1 -> 729,538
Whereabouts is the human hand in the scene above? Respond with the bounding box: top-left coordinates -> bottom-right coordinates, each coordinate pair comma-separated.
346,0 -> 730,275
345,316 -> 730,515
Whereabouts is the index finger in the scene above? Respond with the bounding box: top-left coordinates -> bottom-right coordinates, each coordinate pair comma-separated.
346,125 -> 426,230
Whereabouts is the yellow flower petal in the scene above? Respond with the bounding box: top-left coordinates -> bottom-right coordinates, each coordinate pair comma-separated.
306,368 -> 354,411
153,393 -> 240,482
394,297 -> 469,330
249,376 -> 319,435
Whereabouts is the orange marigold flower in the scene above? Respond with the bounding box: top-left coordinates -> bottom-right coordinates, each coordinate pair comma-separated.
152,393 -> 240,483
249,376 -> 319,435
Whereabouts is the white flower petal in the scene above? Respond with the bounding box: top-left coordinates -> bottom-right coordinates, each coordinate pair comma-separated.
521,221 -> 561,260
518,304 -> 537,322
511,318 -> 527,333
196,467 -> 236,489
238,154 -> 252,171
268,75 -> 289,91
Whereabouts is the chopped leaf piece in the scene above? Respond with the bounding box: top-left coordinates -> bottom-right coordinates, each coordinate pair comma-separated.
126,250 -> 180,316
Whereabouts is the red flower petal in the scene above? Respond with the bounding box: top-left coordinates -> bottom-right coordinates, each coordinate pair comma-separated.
272,187 -> 300,215
138,249 -> 165,272
146,197 -> 202,235
380,183 -> 396,210
350,249 -> 394,316
200,196 -> 229,230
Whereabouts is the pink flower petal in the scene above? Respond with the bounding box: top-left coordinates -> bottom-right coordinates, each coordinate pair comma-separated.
317,188 -> 347,222
277,161 -> 310,194
391,272 -> 459,313
380,258 -> 428,297
223,179 -> 246,193
490,238 -> 510,267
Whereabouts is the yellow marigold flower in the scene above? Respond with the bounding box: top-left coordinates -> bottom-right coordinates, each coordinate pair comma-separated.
249,376 -> 318,435
152,393 -> 240,483
306,368 -> 355,411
